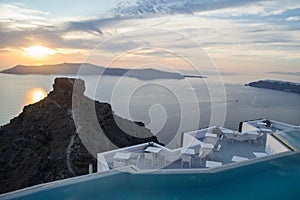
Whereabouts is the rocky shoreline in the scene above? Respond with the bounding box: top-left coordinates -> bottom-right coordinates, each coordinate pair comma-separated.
0,77 -> 159,194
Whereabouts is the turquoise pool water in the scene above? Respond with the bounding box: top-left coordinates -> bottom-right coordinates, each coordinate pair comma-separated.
2,152 -> 300,200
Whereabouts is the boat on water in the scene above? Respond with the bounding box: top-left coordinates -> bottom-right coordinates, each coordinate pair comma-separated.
1,119 -> 300,199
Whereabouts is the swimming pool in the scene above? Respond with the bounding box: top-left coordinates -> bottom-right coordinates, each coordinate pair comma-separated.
273,129 -> 300,151
2,152 -> 300,200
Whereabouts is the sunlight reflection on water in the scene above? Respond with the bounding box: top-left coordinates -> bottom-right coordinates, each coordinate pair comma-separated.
25,88 -> 47,105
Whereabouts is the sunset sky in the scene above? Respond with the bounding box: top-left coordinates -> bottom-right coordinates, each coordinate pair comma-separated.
0,0 -> 299,73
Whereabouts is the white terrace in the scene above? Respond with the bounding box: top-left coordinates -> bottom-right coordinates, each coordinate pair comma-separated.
97,119 -> 298,173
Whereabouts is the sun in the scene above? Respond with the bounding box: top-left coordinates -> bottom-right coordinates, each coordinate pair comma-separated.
24,45 -> 56,58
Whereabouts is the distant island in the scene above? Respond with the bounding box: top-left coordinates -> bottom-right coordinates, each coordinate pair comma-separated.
246,80 -> 300,94
0,63 -> 186,80
266,71 -> 300,76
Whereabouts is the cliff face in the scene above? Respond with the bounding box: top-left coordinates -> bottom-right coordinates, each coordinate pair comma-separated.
0,78 -> 159,194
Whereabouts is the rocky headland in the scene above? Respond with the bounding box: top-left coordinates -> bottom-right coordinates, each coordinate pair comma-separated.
0,77 -> 159,194
246,80 -> 300,94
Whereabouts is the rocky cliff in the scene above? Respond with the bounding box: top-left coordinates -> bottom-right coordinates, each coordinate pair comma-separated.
0,77 -> 159,194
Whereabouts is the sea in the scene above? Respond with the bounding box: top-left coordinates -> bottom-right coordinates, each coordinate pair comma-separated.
0,73 -> 299,148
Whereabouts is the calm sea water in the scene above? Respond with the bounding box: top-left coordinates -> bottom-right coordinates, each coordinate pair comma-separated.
0,73 -> 299,147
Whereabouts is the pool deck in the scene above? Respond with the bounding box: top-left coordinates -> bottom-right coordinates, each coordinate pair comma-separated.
98,119 -> 298,172
104,139 -> 267,170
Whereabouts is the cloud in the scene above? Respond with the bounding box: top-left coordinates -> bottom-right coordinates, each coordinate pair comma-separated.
194,0 -> 300,20
113,0 -> 261,16
0,3 -> 48,19
0,27 -> 99,50
66,18 -> 105,35
65,15 -> 141,36
99,40 -> 141,52
0,3 -> 51,30
286,16 -> 300,21
62,0 -> 264,36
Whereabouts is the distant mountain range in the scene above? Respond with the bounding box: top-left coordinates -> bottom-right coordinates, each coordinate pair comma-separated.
0,63 -> 186,80
266,71 -> 300,76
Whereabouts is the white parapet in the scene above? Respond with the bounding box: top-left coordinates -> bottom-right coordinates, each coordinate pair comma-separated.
265,134 -> 290,155
97,153 -> 109,172
242,122 -> 261,133
182,131 -> 200,147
